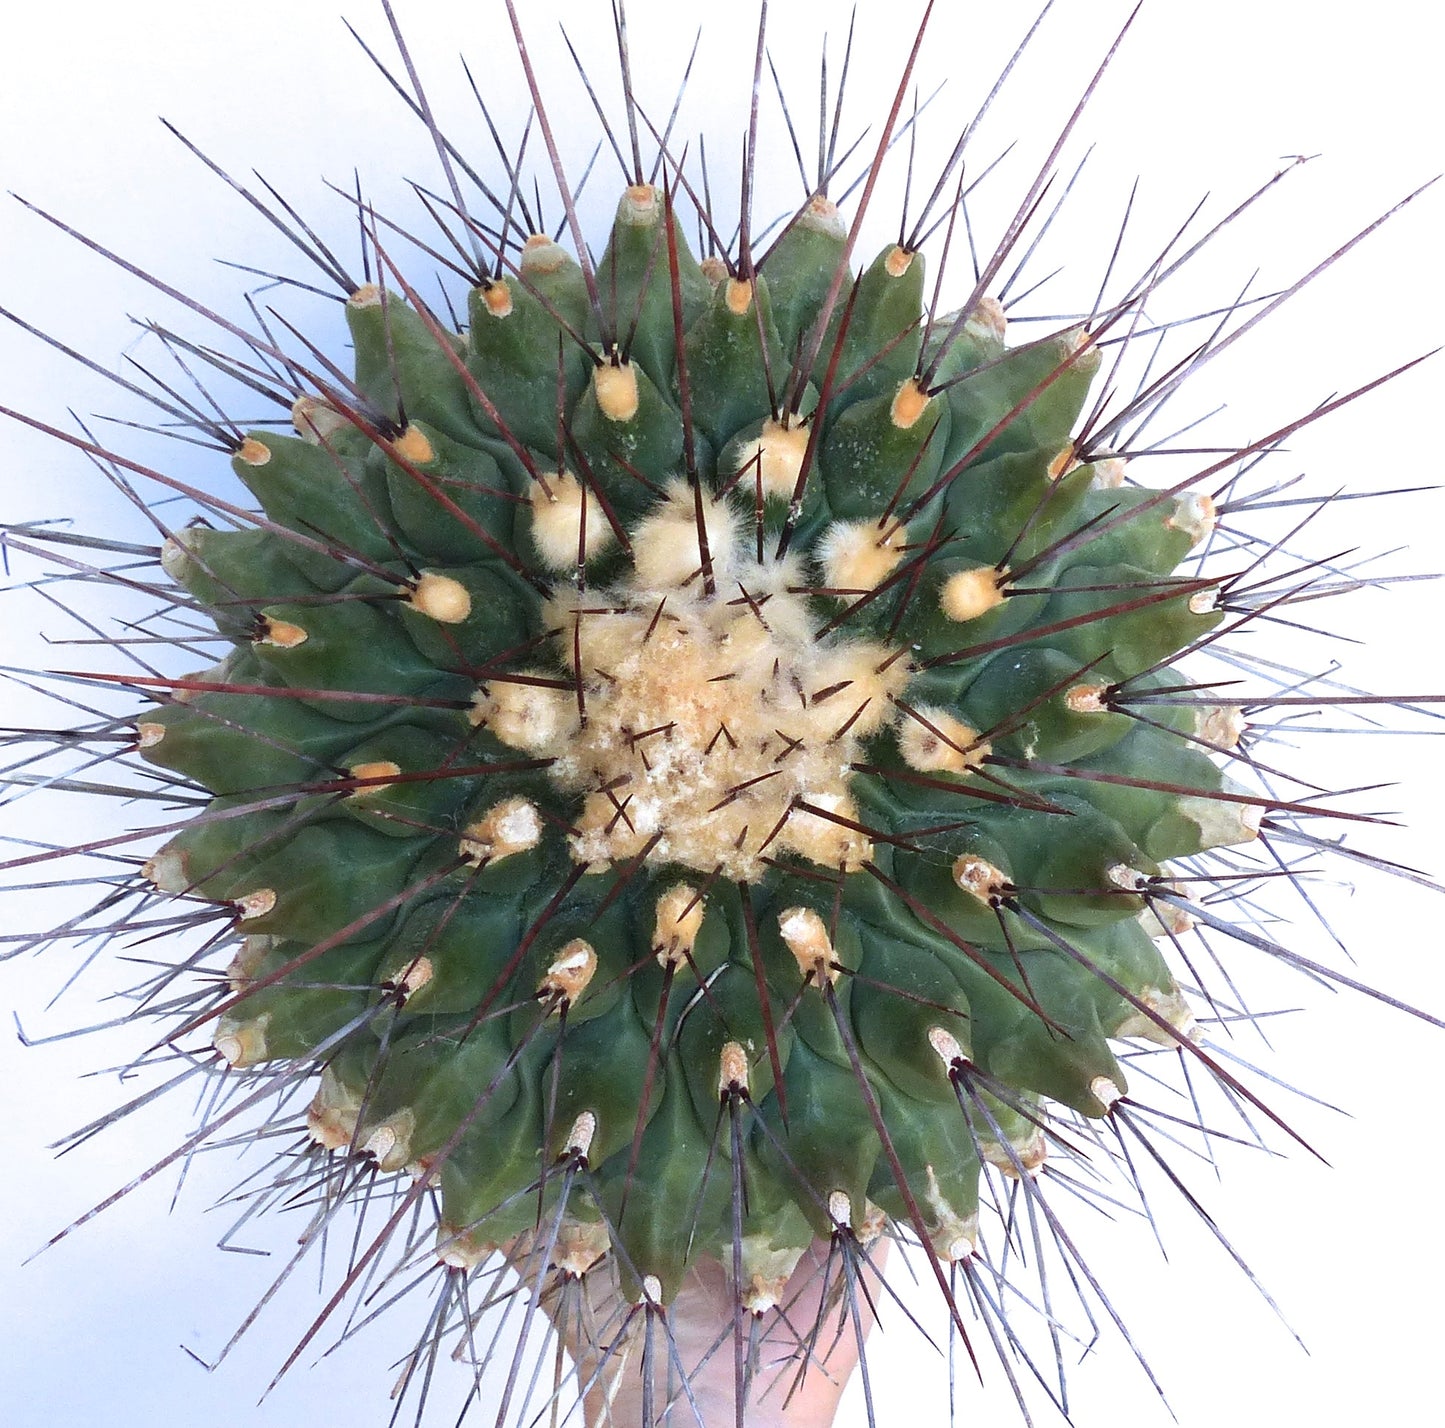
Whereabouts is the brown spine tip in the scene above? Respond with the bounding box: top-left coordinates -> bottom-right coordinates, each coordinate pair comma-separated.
236,436 -> 272,467
568,790 -> 649,870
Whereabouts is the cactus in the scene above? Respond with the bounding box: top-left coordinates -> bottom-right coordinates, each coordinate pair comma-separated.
2,4 -> 1442,1427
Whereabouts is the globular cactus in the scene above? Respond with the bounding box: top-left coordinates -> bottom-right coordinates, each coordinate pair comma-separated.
3,4 -> 1443,1427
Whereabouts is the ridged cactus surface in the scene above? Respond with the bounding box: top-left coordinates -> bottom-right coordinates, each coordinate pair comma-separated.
148,186 -> 1233,1288
3,3 -> 1442,1426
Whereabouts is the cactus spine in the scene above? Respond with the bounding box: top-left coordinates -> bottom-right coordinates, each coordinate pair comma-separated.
2,3 -> 1442,1426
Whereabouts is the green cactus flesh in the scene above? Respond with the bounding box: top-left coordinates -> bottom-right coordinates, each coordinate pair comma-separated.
142,181 -> 1242,1289
6,3 -> 1441,1424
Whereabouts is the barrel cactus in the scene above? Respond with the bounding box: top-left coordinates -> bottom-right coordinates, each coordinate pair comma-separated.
3,3 -> 1441,1426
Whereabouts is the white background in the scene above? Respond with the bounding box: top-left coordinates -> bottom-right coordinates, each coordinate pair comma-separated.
1,3 -> 1442,1427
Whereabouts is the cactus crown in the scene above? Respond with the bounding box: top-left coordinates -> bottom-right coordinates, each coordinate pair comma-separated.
3,3 -> 1441,1425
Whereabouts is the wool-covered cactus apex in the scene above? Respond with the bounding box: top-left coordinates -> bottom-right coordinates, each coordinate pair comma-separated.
3,2 -> 1443,1426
